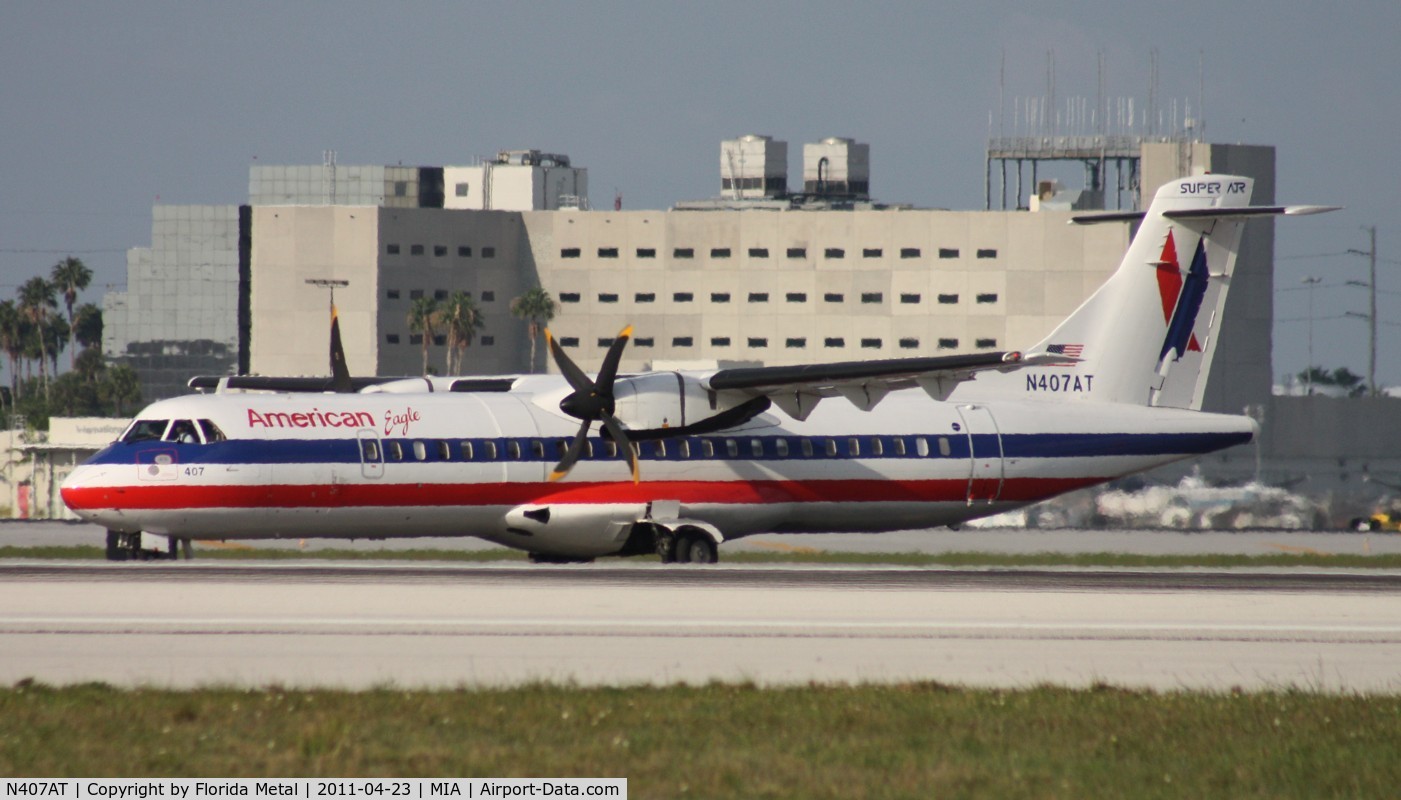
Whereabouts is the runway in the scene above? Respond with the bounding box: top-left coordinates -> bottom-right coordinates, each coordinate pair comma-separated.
4,562 -> 1401,692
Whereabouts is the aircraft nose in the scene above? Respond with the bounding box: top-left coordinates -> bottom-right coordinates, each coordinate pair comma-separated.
60,465 -> 105,513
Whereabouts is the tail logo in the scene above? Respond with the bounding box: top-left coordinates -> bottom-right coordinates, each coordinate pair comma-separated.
1154,230 -> 1208,362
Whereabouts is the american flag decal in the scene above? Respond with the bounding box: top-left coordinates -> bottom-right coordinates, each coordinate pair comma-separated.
1044,343 -> 1084,366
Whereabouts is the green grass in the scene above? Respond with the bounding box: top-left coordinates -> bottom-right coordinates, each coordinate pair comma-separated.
6,544 -> 1401,570
1,682 -> 1398,798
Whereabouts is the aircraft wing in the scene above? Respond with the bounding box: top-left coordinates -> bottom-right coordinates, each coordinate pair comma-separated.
701,350 -> 1046,420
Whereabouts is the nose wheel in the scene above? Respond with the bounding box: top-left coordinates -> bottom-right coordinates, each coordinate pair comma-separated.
105,530 -> 193,561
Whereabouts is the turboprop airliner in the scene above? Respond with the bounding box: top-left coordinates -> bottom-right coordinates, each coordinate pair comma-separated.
61,176 -> 1335,563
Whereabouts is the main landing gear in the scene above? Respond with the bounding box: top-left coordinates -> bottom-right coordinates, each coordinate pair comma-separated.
656,527 -> 719,565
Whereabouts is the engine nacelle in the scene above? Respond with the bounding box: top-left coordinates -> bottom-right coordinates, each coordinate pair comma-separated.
612,372 -> 767,436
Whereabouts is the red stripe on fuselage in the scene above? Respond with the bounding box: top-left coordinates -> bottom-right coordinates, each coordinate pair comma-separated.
62,476 -> 1103,512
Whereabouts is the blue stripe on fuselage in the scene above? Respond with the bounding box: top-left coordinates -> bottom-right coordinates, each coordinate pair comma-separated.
83,430 -> 1251,468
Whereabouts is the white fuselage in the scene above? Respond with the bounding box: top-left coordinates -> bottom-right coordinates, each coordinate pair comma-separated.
61,386 -> 1255,557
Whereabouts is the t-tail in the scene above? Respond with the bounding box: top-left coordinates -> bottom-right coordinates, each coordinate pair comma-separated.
969,175 -> 1336,410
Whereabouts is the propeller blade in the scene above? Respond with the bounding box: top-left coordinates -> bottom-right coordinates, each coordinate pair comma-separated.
329,304 -> 354,393
545,328 -> 594,393
602,414 -> 640,484
549,420 -> 592,482
594,324 -> 633,393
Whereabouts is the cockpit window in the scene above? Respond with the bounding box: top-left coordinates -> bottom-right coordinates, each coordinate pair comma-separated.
164,420 -> 201,444
122,420 -> 170,443
196,419 -> 227,443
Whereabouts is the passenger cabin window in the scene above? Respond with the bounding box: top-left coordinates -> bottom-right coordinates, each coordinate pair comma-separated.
362,440 -> 380,461
123,420 -> 169,443
482,441 -> 497,460
413,441 -> 427,461
386,441 -> 404,461
461,441 -> 474,460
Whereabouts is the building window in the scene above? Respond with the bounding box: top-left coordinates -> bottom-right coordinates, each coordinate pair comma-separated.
410,244 -> 425,256
711,247 -> 732,259
386,289 -> 400,300
636,248 -> 656,258
748,247 -> 769,258
976,338 -> 998,348
938,294 -> 959,304
748,292 -> 769,303
635,292 -> 656,303
481,336 -> 495,346
711,292 -> 730,303
824,337 -> 845,348
977,248 -> 998,259
900,247 -> 921,259
634,337 -> 655,347
386,333 -> 400,344
938,338 -> 959,349
824,247 -> 845,259
598,247 -> 619,258
786,292 -> 807,303
861,338 -> 882,349
394,181 -> 408,196
598,293 -> 619,303
785,337 -> 807,348
786,247 -> 807,259
481,291 -> 494,302
410,289 -> 424,299
481,247 -> 496,258
674,248 -> 694,259
673,292 -> 694,303
672,336 -> 694,347
597,337 -> 614,347
711,336 -> 731,347
899,337 -> 919,349
434,245 -> 447,257
410,334 -> 423,345
938,248 -> 959,259
747,337 -> 768,348
434,289 -> 448,300
861,292 -> 884,304
824,293 -> 844,303
863,248 -> 883,258
458,246 -> 472,257
900,293 -> 921,304
561,248 -> 581,258
560,292 -> 581,303
455,182 -> 469,197
386,244 -> 401,255
560,337 -> 580,347
976,293 -> 999,304
433,335 -> 446,346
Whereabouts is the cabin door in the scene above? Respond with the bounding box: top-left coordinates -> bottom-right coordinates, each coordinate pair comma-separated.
955,404 -> 1004,504
357,429 -> 385,479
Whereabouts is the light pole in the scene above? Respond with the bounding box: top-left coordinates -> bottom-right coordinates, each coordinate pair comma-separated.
1301,276 -> 1321,394
1346,226 -> 1378,395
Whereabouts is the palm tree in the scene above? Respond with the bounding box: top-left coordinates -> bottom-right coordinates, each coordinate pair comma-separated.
406,296 -> 440,376
50,256 -> 91,368
509,286 -> 558,373
0,301 -> 22,399
17,277 -> 56,398
73,303 -> 103,352
440,292 -> 485,374
101,364 -> 142,416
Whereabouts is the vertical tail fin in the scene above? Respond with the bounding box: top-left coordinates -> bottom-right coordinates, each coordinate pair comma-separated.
963,176 -> 1334,408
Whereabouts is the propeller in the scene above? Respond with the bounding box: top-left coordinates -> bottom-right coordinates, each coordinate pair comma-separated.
546,324 -> 639,483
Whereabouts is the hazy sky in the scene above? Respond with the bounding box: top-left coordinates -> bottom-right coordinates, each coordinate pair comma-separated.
2,2 -> 1397,386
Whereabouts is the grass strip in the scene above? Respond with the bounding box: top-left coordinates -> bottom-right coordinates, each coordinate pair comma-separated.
6,544 -> 1401,570
1,682 -> 1397,798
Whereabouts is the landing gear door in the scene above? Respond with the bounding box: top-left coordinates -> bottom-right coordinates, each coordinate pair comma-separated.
357,429 -> 384,479
956,404 -> 1003,504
